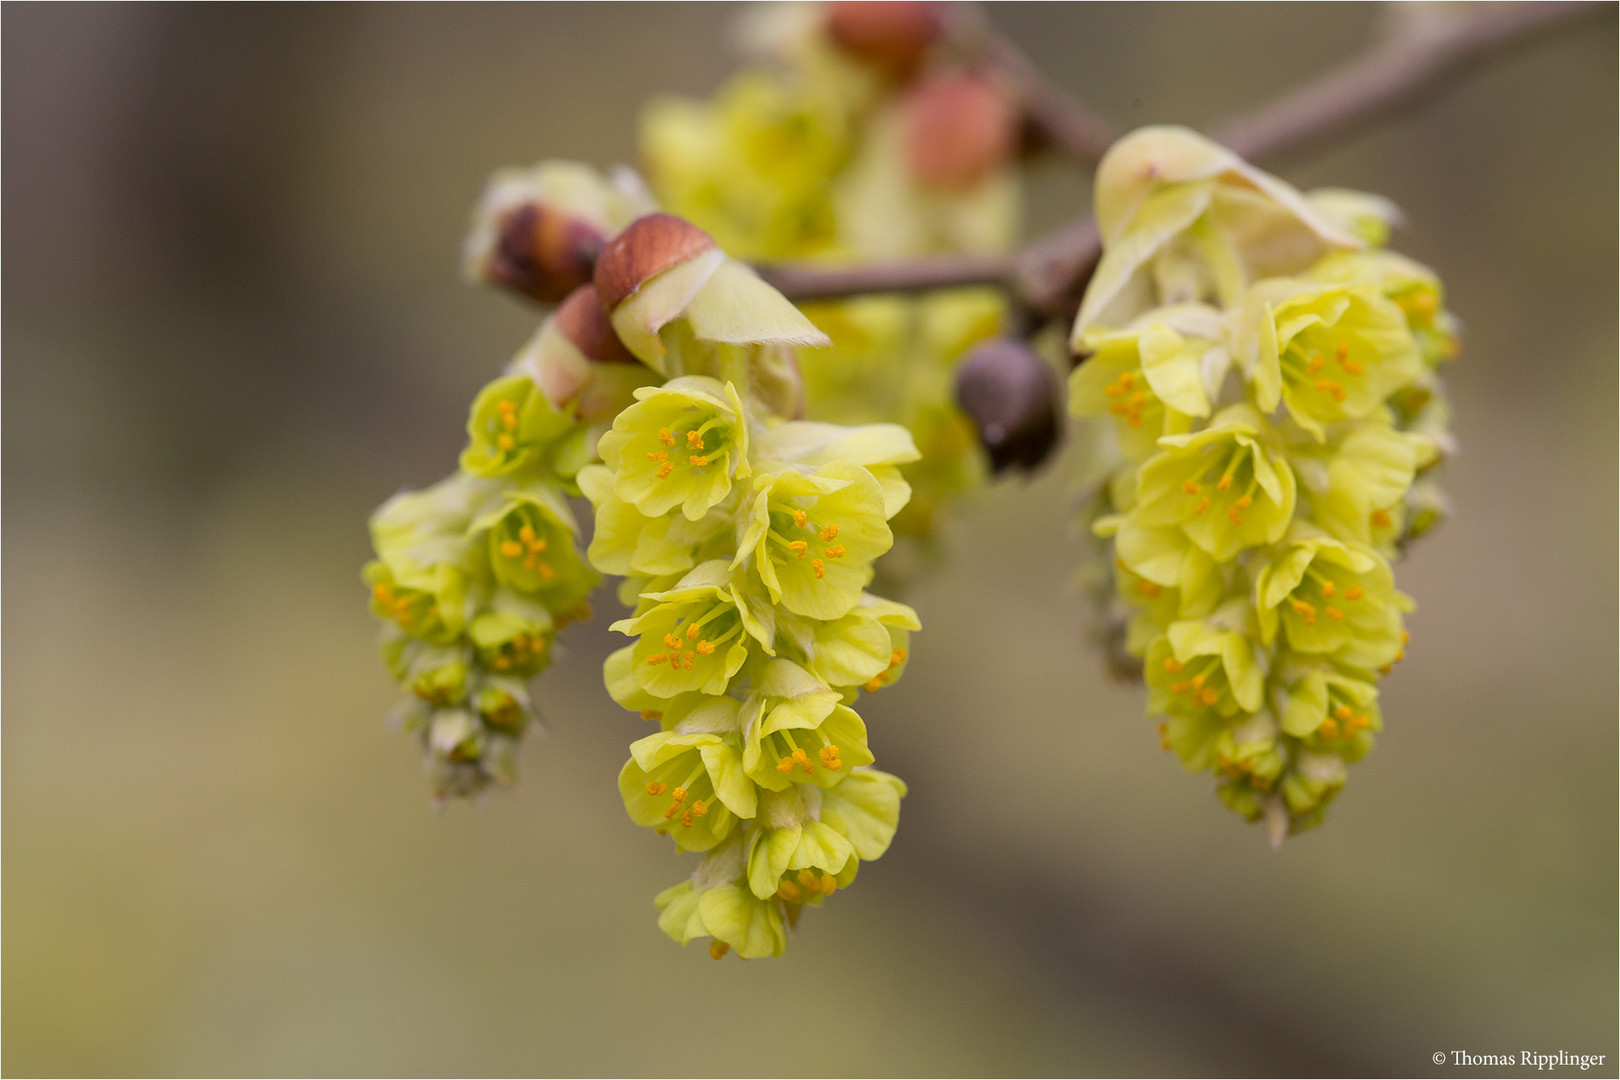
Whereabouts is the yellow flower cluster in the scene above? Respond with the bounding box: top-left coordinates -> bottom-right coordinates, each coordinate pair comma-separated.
1068,128 -> 1459,841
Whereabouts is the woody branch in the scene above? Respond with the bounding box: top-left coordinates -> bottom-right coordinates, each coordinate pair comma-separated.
755,1 -> 1610,317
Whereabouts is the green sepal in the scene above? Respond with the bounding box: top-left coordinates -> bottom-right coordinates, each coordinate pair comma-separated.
1131,410 -> 1297,560
596,376 -> 750,520
610,560 -> 758,698
818,768 -> 907,861
460,374 -> 576,478
736,463 -> 892,621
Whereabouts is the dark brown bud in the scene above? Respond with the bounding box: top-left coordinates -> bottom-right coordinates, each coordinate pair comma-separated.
593,213 -> 716,311
905,73 -> 1017,190
826,1 -> 944,76
553,284 -> 637,365
483,203 -> 606,303
954,338 -> 1062,475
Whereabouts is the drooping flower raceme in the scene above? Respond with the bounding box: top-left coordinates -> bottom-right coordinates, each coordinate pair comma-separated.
364,396 -> 600,800
585,381 -> 919,957
363,170 -> 662,799
574,215 -> 918,958
1070,127 -> 1458,843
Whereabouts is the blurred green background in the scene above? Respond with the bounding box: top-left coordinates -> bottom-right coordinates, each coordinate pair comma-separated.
4,4 -> 1615,1076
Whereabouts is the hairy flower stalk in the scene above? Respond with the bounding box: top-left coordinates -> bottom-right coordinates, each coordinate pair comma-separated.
1070,126 -> 1457,843
584,214 -> 917,957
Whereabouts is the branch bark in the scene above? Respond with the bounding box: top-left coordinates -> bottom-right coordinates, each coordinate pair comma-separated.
759,2 -> 1611,316
1216,1 -> 1608,164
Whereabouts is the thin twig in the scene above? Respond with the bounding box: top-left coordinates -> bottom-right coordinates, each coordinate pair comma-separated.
1216,0 -> 1608,164
755,253 -> 1015,303
762,1 -> 1611,315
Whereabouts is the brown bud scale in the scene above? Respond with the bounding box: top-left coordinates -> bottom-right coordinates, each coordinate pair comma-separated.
488,204 -> 606,303
593,213 -> 716,311
554,285 -> 637,365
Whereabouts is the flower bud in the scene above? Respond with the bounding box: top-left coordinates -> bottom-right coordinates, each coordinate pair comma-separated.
953,339 -> 1062,474
483,203 -> 602,302
510,285 -> 649,421
554,284 -> 637,365
826,1 -> 943,76
464,162 -> 650,303
594,215 -> 829,374
593,213 -> 717,311
904,73 -> 1017,191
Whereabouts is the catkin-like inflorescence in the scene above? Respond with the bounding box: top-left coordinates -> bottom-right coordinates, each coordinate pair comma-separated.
364,403 -> 599,802
366,167 -> 667,799
1068,127 -> 1459,842
584,221 -> 920,958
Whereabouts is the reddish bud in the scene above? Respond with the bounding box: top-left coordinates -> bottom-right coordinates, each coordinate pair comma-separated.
553,285 -> 637,365
481,203 -> 606,303
954,339 -> 1062,475
826,1 -> 943,76
905,73 -> 1017,190
592,213 -> 716,311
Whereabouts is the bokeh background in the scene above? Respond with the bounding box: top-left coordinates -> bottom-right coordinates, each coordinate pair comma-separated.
5,4 -> 1616,1076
